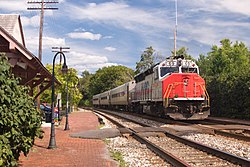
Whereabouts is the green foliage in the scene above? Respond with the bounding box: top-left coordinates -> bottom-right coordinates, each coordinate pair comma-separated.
135,46 -> 155,74
197,39 -> 250,119
88,65 -> 134,96
172,47 -> 196,61
40,64 -> 82,109
0,56 -> 43,166
78,70 -> 93,107
110,151 -> 128,167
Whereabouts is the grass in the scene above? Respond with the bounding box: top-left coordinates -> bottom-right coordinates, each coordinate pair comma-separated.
110,151 -> 128,167
97,124 -> 105,129
103,139 -> 110,144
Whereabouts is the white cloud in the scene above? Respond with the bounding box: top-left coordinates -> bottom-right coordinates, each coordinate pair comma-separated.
67,32 -> 102,40
21,15 -> 40,28
162,0 -> 250,47
104,46 -> 116,51
103,36 -> 113,39
182,0 -> 250,16
0,0 -> 27,11
66,2 -> 170,32
25,36 -> 65,53
43,37 -> 66,47
66,51 -> 118,73
218,0 -> 250,16
203,18 -> 250,27
74,28 -> 86,32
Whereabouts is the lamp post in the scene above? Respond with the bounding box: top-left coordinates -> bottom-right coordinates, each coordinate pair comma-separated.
48,51 -> 67,149
70,76 -> 80,113
64,74 -> 79,130
64,75 -> 70,130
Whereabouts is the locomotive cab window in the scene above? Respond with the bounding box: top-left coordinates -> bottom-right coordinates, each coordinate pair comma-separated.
160,67 -> 179,77
181,67 -> 197,73
154,68 -> 159,80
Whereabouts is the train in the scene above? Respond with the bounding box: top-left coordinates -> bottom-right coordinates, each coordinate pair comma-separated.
93,56 -> 210,120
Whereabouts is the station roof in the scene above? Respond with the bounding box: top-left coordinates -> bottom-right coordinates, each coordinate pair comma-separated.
0,14 -> 60,99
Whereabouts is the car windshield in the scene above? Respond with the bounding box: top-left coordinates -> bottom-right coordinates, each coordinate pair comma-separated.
160,67 -> 179,77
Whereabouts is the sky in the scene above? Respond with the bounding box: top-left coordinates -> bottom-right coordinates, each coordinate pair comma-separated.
1,0 -> 250,75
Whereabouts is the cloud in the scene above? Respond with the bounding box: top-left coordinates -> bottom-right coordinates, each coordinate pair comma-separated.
104,46 -> 116,51
181,0 -> 250,16
67,32 -> 102,40
66,51 -> 118,73
21,15 -> 40,27
103,36 -> 113,39
160,0 -> 250,48
66,2 -> 170,32
217,0 -> 250,16
74,28 -> 86,32
25,36 -> 66,53
0,0 -> 27,11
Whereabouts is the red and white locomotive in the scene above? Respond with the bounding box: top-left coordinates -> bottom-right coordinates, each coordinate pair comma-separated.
93,56 -> 210,120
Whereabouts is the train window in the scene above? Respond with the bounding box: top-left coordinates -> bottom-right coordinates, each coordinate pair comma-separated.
101,96 -> 108,100
154,68 -> 159,80
182,67 -> 197,73
160,67 -> 179,77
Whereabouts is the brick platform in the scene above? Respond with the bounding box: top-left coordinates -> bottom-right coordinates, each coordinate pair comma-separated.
19,109 -> 117,167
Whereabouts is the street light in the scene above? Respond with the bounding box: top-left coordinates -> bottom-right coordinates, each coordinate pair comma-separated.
64,74 -> 70,130
69,76 -> 80,113
48,51 -> 68,149
64,74 -> 79,130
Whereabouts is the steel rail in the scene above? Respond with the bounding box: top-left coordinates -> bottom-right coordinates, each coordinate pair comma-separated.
163,130 -> 250,166
93,108 -> 250,166
205,117 -> 250,126
132,132 -> 190,167
93,109 -> 190,167
214,129 -> 250,142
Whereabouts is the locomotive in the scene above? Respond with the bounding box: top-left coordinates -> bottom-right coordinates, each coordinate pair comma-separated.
93,56 -> 210,120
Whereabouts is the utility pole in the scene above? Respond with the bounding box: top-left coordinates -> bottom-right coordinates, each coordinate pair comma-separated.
173,0 -> 178,58
27,0 -> 58,62
27,0 -> 58,109
52,47 -> 70,65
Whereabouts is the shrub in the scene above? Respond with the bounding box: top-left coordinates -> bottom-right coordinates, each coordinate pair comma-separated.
0,56 -> 43,166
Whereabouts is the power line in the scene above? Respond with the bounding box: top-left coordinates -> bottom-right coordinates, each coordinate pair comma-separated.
52,46 -> 70,65
27,0 -> 59,62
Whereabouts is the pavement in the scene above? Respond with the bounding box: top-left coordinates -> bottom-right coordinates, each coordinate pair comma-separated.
70,128 -> 121,139
19,108 -> 118,167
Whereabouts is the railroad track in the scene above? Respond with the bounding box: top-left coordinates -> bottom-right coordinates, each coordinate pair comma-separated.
184,120 -> 250,142
95,108 -> 250,142
93,109 -> 250,167
205,117 -> 250,126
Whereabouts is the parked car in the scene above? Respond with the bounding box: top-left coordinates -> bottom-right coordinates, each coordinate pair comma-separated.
40,103 -> 58,122
40,103 -> 58,112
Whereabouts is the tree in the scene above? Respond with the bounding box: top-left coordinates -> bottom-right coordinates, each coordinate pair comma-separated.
78,70 -> 93,106
88,65 -> 134,97
171,47 -> 196,61
0,55 -> 43,166
197,39 -> 250,119
40,65 -> 82,109
135,46 -> 155,74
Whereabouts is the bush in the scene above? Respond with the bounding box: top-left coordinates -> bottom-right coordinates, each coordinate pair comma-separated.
0,56 -> 43,166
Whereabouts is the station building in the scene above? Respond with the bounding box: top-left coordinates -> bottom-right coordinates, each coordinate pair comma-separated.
0,14 -> 59,99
